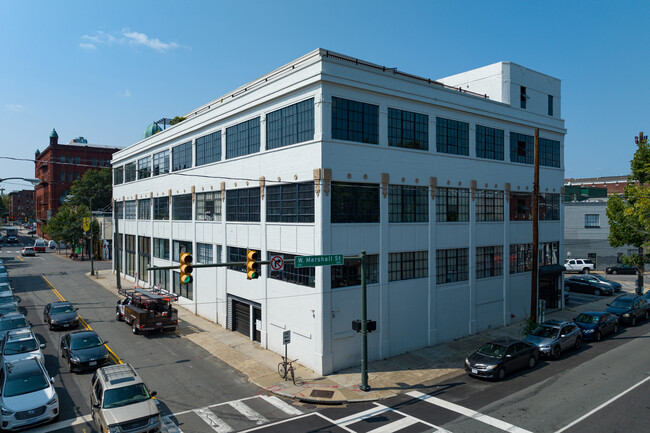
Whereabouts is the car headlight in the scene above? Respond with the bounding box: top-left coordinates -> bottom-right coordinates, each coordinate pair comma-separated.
73,316 -> 79,322
50,319 -> 57,324
622,313 -> 631,318
107,425 -> 121,433
584,329 -> 594,333
47,395 -> 58,406
465,358 -> 469,365
70,356 -> 81,363
484,364 -> 497,370
540,345 -> 551,350
1,406 -> 14,415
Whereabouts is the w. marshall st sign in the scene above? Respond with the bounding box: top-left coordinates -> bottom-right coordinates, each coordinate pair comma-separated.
294,254 -> 344,268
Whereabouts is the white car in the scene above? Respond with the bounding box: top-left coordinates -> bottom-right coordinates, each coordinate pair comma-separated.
0,313 -> 30,341
0,328 -> 45,364
564,259 -> 595,274
21,247 -> 36,257
0,358 -> 59,430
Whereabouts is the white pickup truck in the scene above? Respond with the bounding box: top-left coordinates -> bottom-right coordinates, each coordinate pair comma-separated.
564,259 -> 595,274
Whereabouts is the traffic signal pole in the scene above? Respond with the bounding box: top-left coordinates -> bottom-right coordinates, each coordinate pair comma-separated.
359,250 -> 370,391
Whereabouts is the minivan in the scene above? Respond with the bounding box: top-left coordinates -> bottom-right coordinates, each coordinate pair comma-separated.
34,239 -> 46,253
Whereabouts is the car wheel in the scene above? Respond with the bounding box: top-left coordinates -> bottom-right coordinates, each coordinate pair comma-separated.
596,331 -> 602,342
575,338 -> 582,350
645,311 -> 649,321
496,367 -> 506,381
613,324 -> 619,334
132,323 -> 138,335
527,355 -> 536,369
68,358 -> 74,372
582,268 -> 590,274
593,289 -> 600,296
631,316 -> 637,327
612,270 -> 618,275
552,346 -> 561,359
115,311 -> 122,321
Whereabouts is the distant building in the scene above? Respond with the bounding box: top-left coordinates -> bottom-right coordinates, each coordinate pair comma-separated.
8,190 -> 35,222
564,175 -> 636,196
34,129 -> 121,236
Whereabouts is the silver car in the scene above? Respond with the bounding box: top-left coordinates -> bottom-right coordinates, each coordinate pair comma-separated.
524,320 -> 583,359
0,329 -> 45,364
0,313 -> 30,341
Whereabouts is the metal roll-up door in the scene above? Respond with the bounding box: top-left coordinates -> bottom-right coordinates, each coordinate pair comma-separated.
233,300 -> 250,337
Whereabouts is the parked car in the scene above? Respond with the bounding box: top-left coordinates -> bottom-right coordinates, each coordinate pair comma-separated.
524,320 -> 582,359
0,293 -> 19,312
48,240 -> 58,249
0,266 -> 7,278
573,312 -> 619,341
0,283 -> 12,295
604,264 -> 638,275
0,328 -> 45,364
0,358 -> 59,430
21,246 -> 36,257
43,301 -> 79,330
465,338 -> 539,380
90,363 -> 160,433
60,330 -> 110,372
34,239 -> 46,253
605,295 -> 650,326
26,229 -> 36,235
0,312 -> 30,341
581,275 -> 622,293
643,291 -> 650,302
564,259 -> 595,274
564,276 -> 614,296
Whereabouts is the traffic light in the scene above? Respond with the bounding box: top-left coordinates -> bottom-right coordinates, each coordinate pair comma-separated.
179,252 -> 193,284
246,250 -> 259,280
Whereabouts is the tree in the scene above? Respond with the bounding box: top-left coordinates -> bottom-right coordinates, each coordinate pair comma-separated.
606,131 -> 649,294
68,168 -> 112,211
169,116 -> 186,125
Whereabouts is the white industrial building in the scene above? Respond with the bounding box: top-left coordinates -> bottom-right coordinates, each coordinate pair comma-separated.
112,49 -> 566,375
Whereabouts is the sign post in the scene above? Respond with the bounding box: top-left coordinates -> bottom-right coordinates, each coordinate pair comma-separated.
282,330 -> 291,368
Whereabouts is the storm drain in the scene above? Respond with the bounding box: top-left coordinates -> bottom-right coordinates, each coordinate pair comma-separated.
310,390 -> 334,399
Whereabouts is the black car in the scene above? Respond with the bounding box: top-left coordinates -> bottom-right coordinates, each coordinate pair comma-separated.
60,330 -> 110,372
605,264 -> 637,275
574,312 -> 619,341
564,276 -> 614,296
582,275 -> 622,293
26,229 -> 36,235
465,338 -> 539,380
605,295 -> 650,326
43,301 -> 79,330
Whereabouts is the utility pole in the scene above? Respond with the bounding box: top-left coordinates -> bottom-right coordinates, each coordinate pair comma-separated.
530,128 -> 540,323
114,202 -> 121,290
359,250 -> 370,391
90,197 -> 94,277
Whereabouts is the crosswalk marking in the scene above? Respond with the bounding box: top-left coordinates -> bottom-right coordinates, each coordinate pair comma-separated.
335,406 -> 391,426
162,415 -> 184,433
407,391 -> 533,433
229,400 -> 268,425
259,395 -> 303,415
366,416 -> 419,432
193,407 -> 234,433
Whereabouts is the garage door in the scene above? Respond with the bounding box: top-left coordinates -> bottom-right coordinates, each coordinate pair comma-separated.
233,300 -> 250,337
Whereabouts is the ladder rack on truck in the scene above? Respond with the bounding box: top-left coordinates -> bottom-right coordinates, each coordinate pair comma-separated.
115,287 -> 179,335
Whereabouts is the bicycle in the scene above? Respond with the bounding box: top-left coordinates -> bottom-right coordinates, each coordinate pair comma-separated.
278,357 -> 298,385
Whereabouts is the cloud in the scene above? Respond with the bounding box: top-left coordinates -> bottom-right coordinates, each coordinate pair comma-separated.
79,29 -> 181,53
122,89 -> 131,98
122,30 -> 179,52
5,104 -> 25,112
82,31 -> 115,44
79,43 -> 97,50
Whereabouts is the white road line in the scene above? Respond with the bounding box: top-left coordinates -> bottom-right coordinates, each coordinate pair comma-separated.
259,395 -> 303,415
193,407 -> 234,433
334,405 -> 391,426
377,403 -> 447,432
162,415 -> 185,433
366,416 -> 419,432
407,390 -> 533,433
555,374 -> 650,433
229,400 -> 268,425
26,414 -> 92,433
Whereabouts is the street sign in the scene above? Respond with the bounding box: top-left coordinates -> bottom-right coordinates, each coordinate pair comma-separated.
82,217 -> 90,231
283,330 -> 291,345
294,254 -> 344,268
270,255 -> 284,271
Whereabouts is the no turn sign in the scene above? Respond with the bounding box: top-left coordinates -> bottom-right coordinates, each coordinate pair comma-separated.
270,255 -> 284,271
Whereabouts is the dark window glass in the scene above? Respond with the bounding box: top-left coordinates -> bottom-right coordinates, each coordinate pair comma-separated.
153,238 -> 169,260
331,182 -> 379,223
172,142 -> 192,171
115,201 -> 123,219
510,132 -> 534,164
436,187 -> 469,222
476,190 -> 504,222
138,236 -> 150,283
226,188 -> 260,222
436,117 -> 469,155
436,248 -> 469,284
153,197 -> 169,220
227,247 -> 259,273
124,201 -> 136,219
476,246 -> 503,279
520,86 -> 527,109
268,252 -> 315,287
113,167 -> 124,185
138,199 -> 151,220
153,268 -> 169,291
509,243 -> 533,273
540,241 -> 559,266
331,97 -> 379,144
388,251 -> 428,281
226,118 -> 260,159
124,162 -> 136,182
539,137 -> 561,168
509,192 -> 532,221
197,243 -> 213,264
539,194 -> 560,221
388,185 -> 428,223
137,156 -> 151,179
476,125 -> 504,160
267,99 -> 314,150
172,241 -> 192,262
172,272 -> 193,299
331,254 -> 379,288
124,235 -> 136,277
172,194 -> 192,220
196,131 -> 222,166
585,214 -> 600,228
266,182 -> 314,223
196,191 -> 222,221
387,108 -> 428,150
548,94 -> 553,116
153,150 -> 170,176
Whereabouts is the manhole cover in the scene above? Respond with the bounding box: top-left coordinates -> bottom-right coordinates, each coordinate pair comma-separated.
310,390 -> 334,399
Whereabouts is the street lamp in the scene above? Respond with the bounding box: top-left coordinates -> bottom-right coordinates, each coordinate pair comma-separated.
0,177 -> 41,186
65,194 -> 95,277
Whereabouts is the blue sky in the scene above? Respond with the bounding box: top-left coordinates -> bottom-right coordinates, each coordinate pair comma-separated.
1,0 -> 648,193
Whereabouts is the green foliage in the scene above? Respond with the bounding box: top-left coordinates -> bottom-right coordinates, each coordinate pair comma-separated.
68,168 -> 112,211
169,116 -> 186,126
520,312 -> 538,337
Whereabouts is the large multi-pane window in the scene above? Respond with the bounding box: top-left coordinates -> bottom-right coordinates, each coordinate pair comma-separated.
388,108 -> 428,150
172,194 -> 192,220
153,269 -> 169,291
196,191 -> 222,221
125,235 -> 136,277
113,167 -> 124,185
539,138 -> 561,168
196,131 -> 221,166
172,142 -> 192,171
331,254 -> 379,289
388,185 -> 428,223
124,201 -> 136,219
268,252 -> 315,287
266,183 -> 314,223
510,193 -> 533,221
436,248 -> 469,284
153,238 -> 169,260
115,201 -> 124,219
172,240 -> 192,262
585,214 -> 600,228
138,199 -> 151,220
436,117 -> 469,155
331,97 -> 379,144
510,132 -> 534,164
476,125 -> 504,160
226,118 -> 260,159
510,243 -> 533,274
153,150 -> 170,176
153,197 -> 169,220
173,272 -> 193,300
228,247 -> 258,273
137,156 -> 151,179
124,162 -> 136,182
266,99 -> 314,150
539,194 -> 560,221
331,182 -> 379,223
436,188 -> 469,222
388,251 -> 428,281
540,242 -> 559,266
476,246 -> 503,279
197,243 -> 213,264
476,190 -> 504,222
226,188 -> 260,222
138,236 -> 150,283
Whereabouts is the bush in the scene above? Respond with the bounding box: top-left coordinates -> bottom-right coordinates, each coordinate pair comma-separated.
520,313 -> 538,337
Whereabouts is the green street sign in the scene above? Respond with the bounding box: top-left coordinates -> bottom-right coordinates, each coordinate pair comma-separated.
294,254 -> 344,268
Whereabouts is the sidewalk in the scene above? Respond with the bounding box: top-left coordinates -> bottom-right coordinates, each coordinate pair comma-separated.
87,269 -> 621,404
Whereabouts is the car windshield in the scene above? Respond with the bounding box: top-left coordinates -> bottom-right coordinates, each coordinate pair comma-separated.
575,314 -> 599,324
70,335 -> 103,350
102,384 -> 151,408
51,305 -> 75,314
610,299 -> 633,309
4,339 -> 39,355
0,318 -> 27,330
531,325 -> 559,338
0,297 -> 16,305
476,342 -> 506,358
3,368 -> 49,397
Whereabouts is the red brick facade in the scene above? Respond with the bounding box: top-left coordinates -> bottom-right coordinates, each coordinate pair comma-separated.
8,190 -> 34,222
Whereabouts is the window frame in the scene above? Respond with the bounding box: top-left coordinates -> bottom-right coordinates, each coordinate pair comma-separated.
196,191 -> 222,221
387,107 -> 428,150
172,194 -> 192,221
196,131 -> 222,166
436,117 -> 469,156
226,117 -> 261,159
266,99 -> 315,150
266,182 -> 314,223
172,142 -> 193,172
331,97 -> 379,144
388,185 -> 428,223
436,248 -> 469,284
388,251 -> 428,281
152,150 -> 170,176
436,187 -> 470,222
331,182 -> 380,223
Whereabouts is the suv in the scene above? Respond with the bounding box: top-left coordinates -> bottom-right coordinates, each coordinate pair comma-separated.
606,295 -> 650,326
0,328 -> 45,364
564,259 -> 595,274
90,364 -> 160,433
524,320 -> 583,359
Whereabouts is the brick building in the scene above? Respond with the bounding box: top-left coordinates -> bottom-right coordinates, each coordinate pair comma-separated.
34,129 -> 121,235
564,175 -> 636,196
8,190 -> 35,222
